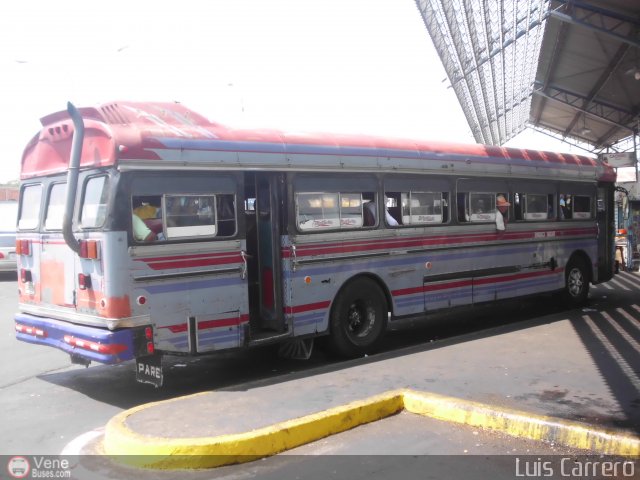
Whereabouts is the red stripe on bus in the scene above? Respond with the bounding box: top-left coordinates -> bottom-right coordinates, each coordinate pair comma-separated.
198,314 -> 249,330
285,228 -> 595,258
142,255 -> 243,270
472,269 -> 555,286
160,323 -> 188,333
142,251 -> 240,262
285,301 -> 331,314
392,269 -> 557,297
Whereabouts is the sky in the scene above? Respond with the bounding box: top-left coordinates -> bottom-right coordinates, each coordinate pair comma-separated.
0,0 -> 582,184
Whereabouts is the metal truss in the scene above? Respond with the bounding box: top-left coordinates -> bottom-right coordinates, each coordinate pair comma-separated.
415,0 -> 549,146
548,0 -> 640,49
527,122 -> 636,155
532,83 -> 635,133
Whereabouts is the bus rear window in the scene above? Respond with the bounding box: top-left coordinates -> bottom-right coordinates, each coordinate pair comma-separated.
44,183 -> 66,230
18,184 -> 42,230
81,176 -> 109,228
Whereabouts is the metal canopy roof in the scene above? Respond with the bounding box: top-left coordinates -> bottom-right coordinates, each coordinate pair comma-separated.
415,0 -> 640,155
415,0 -> 549,146
532,0 -> 640,154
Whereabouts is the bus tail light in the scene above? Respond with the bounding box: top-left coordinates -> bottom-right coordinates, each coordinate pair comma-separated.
79,240 -> 100,259
144,327 -> 155,354
63,335 -> 127,355
20,269 -> 32,283
15,323 -> 47,338
78,273 -> 92,290
16,239 -> 31,256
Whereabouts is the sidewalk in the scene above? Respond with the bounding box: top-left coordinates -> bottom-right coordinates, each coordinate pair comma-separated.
102,272 -> 640,468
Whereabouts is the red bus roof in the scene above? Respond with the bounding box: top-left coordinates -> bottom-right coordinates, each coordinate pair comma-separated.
20,101 -> 616,182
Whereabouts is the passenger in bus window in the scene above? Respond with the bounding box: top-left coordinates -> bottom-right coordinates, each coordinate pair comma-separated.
385,208 -> 399,226
384,196 -> 399,226
363,201 -> 377,226
132,211 -> 157,242
132,197 -> 163,241
133,197 -> 159,220
559,194 -> 571,219
495,194 -> 510,231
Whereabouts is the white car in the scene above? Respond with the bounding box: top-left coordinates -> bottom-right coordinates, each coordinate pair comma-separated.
0,201 -> 18,272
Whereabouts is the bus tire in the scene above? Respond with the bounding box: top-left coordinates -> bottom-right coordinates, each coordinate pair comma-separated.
562,257 -> 590,307
328,277 -> 387,358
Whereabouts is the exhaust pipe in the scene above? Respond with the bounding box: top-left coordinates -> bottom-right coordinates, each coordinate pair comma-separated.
62,102 -> 83,253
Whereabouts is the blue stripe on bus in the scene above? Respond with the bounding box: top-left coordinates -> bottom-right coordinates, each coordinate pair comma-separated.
142,276 -> 243,294
155,138 -> 585,171
285,240 -> 595,280
293,312 -> 324,328
198,331 -> 239,345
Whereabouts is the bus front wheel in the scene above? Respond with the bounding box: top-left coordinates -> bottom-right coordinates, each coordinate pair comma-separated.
563,257 -> 590,307
328,278 -> 387,358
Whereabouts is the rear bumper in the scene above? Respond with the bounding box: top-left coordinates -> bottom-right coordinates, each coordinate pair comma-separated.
15,312 -> 146,364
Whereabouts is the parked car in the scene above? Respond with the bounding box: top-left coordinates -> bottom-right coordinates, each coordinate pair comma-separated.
0,201 -> 18,272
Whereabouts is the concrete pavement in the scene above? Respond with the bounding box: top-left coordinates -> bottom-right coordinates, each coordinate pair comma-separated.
102,271 -> 640,468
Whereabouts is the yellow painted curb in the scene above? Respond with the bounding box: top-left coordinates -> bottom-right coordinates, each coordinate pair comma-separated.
103,389 -> 640,469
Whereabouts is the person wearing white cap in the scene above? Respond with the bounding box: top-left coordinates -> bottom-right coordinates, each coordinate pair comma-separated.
495,194 -> 511,231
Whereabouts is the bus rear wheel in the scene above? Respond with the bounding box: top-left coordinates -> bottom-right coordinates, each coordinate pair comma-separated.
328,278 -> 387,358
563,257 -> 590,307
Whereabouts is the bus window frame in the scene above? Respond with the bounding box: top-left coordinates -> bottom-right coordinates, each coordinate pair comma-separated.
43,182 -> 67,231
383,175 -> 450,228
126,171 -> 240,245
162,193 -> 220,240
558,184 -> 596,221
572,194 -> 593,220
292,173 -> 378,234
467,192 -> 497,223
295,191 -> 368,232
17,183 -> 43,231
79,174 -> 110,230
399,191 -> 446,226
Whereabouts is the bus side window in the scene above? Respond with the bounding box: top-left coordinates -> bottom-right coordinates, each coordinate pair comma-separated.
468,192 -> 496,222
523,193 -> 549,221
384,193 -> 401,226
216,194 -> 237,236
296,191 -> 374,231
547,194 -> 556,219
559,194 -> 572,219
572,195 -> 592,219
399,191 -> 445,225
514,193 -> 523,221
457,193 -> 468,222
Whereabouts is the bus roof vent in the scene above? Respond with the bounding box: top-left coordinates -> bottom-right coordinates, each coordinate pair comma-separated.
100,104 -> 129,125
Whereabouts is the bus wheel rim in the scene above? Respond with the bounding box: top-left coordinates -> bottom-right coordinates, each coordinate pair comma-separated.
346,301 -> 375,339
568,268 -> 584,297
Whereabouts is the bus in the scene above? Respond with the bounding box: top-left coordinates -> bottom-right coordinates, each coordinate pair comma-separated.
14,101 -> 616,386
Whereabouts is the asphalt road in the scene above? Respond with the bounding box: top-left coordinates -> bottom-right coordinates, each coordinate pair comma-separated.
0,269 -> 638,468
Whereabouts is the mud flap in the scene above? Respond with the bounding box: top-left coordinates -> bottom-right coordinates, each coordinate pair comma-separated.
136,354 -> 163,387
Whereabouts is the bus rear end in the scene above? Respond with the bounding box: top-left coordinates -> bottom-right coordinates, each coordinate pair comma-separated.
15,104 -> 154,370
15,102 -> 250,386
